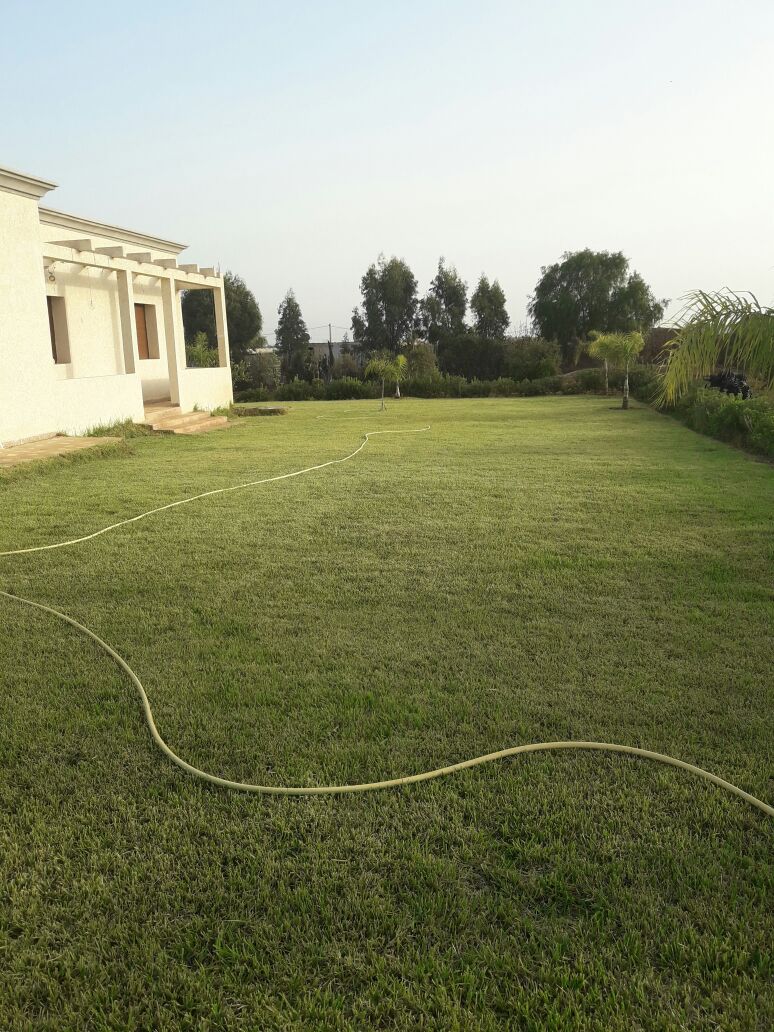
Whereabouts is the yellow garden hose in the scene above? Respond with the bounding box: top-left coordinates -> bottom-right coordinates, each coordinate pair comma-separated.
0,429 -> 428,557
1,426 -> 771,816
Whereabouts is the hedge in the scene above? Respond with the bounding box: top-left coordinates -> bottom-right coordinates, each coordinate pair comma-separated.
234,366 -> 660,404
670,388 -> 774,459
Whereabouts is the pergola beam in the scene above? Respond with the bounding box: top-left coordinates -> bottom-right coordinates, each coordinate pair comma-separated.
40,243 -> 222,286
52,238 -> 94,251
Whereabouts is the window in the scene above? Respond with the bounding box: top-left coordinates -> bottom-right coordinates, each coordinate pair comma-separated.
134,303 -> 160,360
47,296 -> 70,364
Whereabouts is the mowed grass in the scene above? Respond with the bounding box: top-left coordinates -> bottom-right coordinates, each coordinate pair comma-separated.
0,397 -> 772,1031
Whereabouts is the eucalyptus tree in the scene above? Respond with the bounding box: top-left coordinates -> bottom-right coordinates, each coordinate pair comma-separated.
470,275 -> 509,340
421,258 -> 468,345
352,256 -> 418,354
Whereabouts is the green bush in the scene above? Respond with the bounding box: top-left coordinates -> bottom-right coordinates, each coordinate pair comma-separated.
407,344 -> 439,380
572,368 -> 606,392
628,366 -> 661,401
325,377 -> 379,400
234,387 -> 270,402
504,337 -> 561,381
185,331 -> 219,369
233,366 -> 661,405
275,379 -> 326,401
672,388 -> 774,458
331,354 -> 361,379
403,375 -> 461,398
248,352 -> 282,389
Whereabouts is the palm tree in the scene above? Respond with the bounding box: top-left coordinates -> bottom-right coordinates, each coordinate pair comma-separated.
364,354 -> 407,410
659,290 -> 774,405
587,331 -> 644,408
615,331 -> 645,409
392,354 -> 407,398
587,331 -> 617,395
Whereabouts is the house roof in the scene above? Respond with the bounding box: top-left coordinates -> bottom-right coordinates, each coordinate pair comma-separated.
0,162 -> 187,254
0,164 -> 57,200
39,206 -> 186,256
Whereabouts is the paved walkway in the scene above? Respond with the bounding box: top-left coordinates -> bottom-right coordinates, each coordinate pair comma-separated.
0,435 -> 119,468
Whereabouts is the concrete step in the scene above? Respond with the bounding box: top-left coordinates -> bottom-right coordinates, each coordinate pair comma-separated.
143,400 -> 178,411
141,406 -> 230,435
143,406 -> 181,422
174,416 -> 230,435
147,411 -> 215,431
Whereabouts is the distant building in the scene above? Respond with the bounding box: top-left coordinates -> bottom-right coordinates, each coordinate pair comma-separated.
309,340 -> 351,363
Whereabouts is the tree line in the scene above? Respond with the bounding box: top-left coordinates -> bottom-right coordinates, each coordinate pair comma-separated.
182,249 -> 667,387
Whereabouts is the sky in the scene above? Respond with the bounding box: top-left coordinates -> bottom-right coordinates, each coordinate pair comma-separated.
2,1 -> 773,344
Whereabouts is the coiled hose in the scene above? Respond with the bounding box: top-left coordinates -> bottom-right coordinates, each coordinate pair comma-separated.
1,426 -> 771,815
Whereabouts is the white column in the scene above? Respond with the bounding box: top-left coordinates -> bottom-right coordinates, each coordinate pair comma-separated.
115,269 -> 139,374
212,283 -> 231,368
160,277 -> 186,405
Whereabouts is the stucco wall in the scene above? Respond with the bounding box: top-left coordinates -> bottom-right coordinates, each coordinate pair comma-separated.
131,279 -> 170,403
179,366 -> 233,412
0,192 -> 147,443
46,266 -> 124,378
0,190 -> 60,444
52,374 -> 145,436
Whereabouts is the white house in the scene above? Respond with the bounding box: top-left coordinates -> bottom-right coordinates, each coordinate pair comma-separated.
0,164 -> 233,447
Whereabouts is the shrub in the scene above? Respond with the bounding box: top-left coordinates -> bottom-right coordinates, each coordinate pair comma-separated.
325,377 -> 378,400
461,378 -> 492,397
230,360 -> 252,391
672,388 -> 774,458
438,334 -> 506,380
331,354 -> 361,379
504,337 -> 561,381
628,365 -> 661,401
275,379 -> 326,401
185,331 -> 219,369
407,344 -> 438,380
571,368 -> 606,392
234,387 -> 270,402
403,375 -> 459,398
233,365 -> 663,407
248,351 -> 282,389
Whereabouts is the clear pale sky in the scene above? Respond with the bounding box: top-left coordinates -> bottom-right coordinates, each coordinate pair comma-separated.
2,1 -> 772,344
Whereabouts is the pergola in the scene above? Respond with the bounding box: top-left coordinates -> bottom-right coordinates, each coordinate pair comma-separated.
41,236 -> 229,405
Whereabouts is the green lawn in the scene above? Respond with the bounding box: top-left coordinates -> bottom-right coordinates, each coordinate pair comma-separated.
1,397 -> 772,1031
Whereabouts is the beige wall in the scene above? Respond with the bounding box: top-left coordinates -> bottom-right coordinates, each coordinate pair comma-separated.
0,189 -> 60,443
131,280 -> 170,403
46,266 -> 124,378
179,366 -> 234,412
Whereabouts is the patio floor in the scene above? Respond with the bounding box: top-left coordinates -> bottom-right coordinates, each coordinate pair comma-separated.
0,435 -> 119,468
